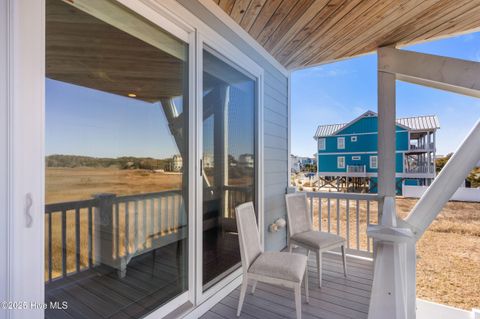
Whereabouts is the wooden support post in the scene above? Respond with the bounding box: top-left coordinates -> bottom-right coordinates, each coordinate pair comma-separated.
94,193 -> 124,276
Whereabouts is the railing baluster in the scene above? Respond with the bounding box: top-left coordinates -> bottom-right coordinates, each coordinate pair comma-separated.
166,195 -> 170,233
143,199 -> 147,248
327,198 -> 331,233
48,212 -> 52,282
75,208 -> 80,273
346,199 -> 350,249
318,196 -> 322,231
125,202 -> 130,255
115,202 -> 119,258
309,194 -> 313,222
61,210 -> 67,277
88,206 -> 93,268
336,198 -> 340,235
356,199 -> 360,249
367,200 -> 371,252
150,198 -> 154,242
159,197 -> 162,235
134,200 -> 138,251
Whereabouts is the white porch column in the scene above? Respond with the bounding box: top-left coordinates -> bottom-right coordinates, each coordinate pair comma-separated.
377,69 -> 397,198
368,47 -> 413,319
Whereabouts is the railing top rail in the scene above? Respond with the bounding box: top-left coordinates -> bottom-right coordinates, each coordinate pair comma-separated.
45,189 -> 183,213
305,191 -> 382,201
45,198 -> 99,213
116,189 -> 181,202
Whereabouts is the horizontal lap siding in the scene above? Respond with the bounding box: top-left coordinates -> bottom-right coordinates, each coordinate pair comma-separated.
177,0 -> 289,251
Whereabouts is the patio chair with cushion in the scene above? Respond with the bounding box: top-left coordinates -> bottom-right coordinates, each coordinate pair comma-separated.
235,202 -> 309,319
286,192 -> 347,287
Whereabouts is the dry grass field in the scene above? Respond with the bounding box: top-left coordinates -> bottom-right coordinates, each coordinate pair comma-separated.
46,167 -> 182,204
310,197 -> 480,311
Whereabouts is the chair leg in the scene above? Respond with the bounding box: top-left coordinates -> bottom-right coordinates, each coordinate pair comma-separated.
289,243 -> 293,253
251,280 -> 257,295
294,284 -> 302,319
304,266 -> 309,304
341,245 -> 347,278
316,251 -> 322,287
237,277 -> 248,317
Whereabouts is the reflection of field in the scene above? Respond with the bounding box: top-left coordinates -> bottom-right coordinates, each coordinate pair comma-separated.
45,167 -> 184,280
46,167 -> 182,203
310,197 -> 480,310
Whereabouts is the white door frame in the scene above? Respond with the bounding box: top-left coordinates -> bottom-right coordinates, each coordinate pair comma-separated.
194,30 -> 264,304
5,0 -> 265,317
4,1 -> 45,318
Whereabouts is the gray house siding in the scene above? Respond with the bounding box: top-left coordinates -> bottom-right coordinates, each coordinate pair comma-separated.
177,0 -> 289,251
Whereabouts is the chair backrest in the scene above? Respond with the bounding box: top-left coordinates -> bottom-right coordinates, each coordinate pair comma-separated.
235,202 -> 262,272
285,192 -> 312,237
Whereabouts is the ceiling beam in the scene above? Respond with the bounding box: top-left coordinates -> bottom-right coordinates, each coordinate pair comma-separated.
378,47 -> 480,98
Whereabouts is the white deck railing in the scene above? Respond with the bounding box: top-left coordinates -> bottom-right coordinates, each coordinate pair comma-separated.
305,191 -> 381,257
404,165 -> 435,174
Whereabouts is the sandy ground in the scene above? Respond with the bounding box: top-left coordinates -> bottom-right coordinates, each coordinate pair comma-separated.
309,197 -> 480,311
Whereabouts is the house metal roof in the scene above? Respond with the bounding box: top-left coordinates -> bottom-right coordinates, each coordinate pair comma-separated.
314,113 -> 440,138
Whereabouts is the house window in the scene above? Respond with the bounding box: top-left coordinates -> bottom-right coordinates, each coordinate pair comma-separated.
351,136 -> 357,142
370,155 -> 378,169
318,138 -> 326,150
352,156 -> 361,160
337,156 -> 345,169
337,137 -> 345,149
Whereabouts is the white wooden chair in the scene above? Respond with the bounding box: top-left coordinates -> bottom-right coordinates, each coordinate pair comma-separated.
235,202 -> 309,319
285,193 -> 347,287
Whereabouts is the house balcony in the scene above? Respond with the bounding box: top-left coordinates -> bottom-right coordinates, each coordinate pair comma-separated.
404,165 -> 435,175
407,142 -> 435,153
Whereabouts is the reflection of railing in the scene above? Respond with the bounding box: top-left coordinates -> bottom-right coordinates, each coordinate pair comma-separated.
224,185 -> 254,218
305,191 -> 381,256
44,190 -> 185,282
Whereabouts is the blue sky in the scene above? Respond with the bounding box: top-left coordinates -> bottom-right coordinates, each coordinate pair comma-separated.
291,32 -> 480,157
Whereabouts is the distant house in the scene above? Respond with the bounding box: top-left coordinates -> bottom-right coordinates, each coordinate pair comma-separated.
170,154 -> 183,172
238,154 -> 254,168
314,111 -> 440,194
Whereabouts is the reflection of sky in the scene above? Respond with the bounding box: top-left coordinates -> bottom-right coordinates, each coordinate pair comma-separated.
46,78 -> 180,158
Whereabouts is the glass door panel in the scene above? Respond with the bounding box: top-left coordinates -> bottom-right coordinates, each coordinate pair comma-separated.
45,0 -> 189,317
202,49 -> 256,290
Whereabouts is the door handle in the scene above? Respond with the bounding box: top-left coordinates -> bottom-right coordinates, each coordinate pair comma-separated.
25,193 -> 33,228
200,159 -> 203,176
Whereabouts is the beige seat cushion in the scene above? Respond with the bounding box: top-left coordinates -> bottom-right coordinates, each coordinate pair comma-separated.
249,252 -> 307,283
292,230 -> 345,250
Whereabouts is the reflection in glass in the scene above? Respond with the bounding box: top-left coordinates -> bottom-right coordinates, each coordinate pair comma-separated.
202,49 -> 256,289
44,1 -> 188,318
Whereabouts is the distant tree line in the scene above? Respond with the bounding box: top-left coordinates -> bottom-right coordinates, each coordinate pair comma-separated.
436,153 -> 480,188
46,154 -> 173,170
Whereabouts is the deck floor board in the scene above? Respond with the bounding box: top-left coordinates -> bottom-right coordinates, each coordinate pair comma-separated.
201,253 -> 373,319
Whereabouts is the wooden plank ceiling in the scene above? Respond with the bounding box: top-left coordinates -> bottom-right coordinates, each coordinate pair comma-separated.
212,0 -> 480,69
46,0 -> 185,102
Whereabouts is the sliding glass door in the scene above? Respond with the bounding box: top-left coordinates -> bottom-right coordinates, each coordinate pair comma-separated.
45,1 -> 190,318
201,48 -> 257,290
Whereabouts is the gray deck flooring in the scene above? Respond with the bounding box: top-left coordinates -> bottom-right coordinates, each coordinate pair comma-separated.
201,253 -> 373,319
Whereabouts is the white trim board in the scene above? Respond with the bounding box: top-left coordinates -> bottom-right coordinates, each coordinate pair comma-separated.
416,299 -> 473,319
196,0 -> 289,77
